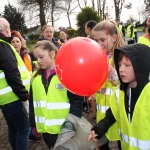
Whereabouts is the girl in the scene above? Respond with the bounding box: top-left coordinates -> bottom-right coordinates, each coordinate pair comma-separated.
29,40 -> 84,149
92,20 -> 125,150
38,25 -> 61,49
138,15 -> 150,47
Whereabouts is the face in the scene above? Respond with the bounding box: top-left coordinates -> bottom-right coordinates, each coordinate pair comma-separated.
42,26 -> 54,41
93,30 -> 117,54
4,25 -> 11,37
146,16 -> 150,27
11,37 -> 22,54
34,47 -> 55,71
119,56 -> 137,88
59,31 -> 67,40
85,25 -> 90,35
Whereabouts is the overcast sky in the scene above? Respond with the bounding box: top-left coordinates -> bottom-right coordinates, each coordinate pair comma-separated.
0,0 -> 145,29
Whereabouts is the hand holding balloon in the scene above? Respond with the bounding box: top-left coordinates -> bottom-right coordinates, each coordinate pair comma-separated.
55,37 -> 108,96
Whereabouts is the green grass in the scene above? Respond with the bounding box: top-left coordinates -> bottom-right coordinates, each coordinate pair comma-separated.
26,40 -> 37,52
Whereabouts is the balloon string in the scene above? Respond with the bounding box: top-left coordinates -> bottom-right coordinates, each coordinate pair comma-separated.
106,6 -> 109,54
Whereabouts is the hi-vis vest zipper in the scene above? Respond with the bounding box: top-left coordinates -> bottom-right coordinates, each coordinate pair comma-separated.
0,39 -> 30,105
111,83 -> 150,150
32,74 -> 70,134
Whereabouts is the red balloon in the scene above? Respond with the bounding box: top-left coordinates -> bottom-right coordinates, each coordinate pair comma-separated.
55,37 -> 108,96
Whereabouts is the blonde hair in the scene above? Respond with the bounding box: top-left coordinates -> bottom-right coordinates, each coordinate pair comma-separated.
93,20 -> 125,66
31,40 -> 58,81
41,25 -> 54,35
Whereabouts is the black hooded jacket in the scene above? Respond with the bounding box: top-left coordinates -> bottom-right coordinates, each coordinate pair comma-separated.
92,44 -> 150,139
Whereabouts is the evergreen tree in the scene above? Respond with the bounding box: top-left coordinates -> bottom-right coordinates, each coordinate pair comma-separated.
3,3 -> 27,35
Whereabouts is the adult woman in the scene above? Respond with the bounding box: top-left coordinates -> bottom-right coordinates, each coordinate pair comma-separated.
11,30 -> 33,76
39,25 -> 61,49
58,29 -> 68,45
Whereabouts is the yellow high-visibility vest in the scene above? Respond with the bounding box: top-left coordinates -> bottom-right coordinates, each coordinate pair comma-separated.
96,57 -> 120,141
138,36 -> 150,47
0,39 -> 30,105
32,74 -> 70,134
111,83 -> 150,150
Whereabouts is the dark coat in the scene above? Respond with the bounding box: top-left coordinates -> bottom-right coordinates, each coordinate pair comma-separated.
0,33 -> 28,102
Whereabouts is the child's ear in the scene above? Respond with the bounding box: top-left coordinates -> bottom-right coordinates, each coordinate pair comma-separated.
50,51 -> 55,59
112,34 -> 117,42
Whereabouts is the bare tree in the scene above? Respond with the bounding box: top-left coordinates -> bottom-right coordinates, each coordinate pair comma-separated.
91,0 -> 95,10
97,0 -> 106,20
17,0 -> 64,28
17,0 -> 48,28
60,0 -> 78,28
113,0 -> 125,21
144,0 -> 150,15
77,0 -> 89,10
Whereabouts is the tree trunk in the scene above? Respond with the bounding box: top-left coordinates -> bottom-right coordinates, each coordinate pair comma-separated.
67,12 -> 72,28
38,1 -> 46,29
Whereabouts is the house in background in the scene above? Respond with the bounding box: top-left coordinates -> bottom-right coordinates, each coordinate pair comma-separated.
24,25 -> 41,40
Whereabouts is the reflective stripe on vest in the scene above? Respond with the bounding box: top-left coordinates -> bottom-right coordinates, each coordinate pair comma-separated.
35,116 -> 65,126
97,88 -> 112,95
0,79 -> 30,95
96,104 -> 109,113
34,101 -> 70,109
119,129 -> 150,149
0,66 -> 30,95
0,66 -> 27,79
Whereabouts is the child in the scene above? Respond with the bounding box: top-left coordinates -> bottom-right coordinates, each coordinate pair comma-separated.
88,43 -> 150,150
29,40 -> 84,149
92,20 -> 125,150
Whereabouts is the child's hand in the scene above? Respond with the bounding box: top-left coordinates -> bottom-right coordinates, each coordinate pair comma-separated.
108,65 -> 119,86
88,130 -> 98,142
108,64 -> 115,76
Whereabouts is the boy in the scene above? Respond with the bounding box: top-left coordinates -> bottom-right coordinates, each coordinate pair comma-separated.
88,44 -> 150,150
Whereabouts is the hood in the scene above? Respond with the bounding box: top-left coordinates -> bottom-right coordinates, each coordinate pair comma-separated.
114,43 -> 150,92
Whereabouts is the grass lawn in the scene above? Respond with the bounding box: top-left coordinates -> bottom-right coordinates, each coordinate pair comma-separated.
27,40 -> 37,52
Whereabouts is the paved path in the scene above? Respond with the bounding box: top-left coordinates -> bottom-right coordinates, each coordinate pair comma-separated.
0,110 -> 119,150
